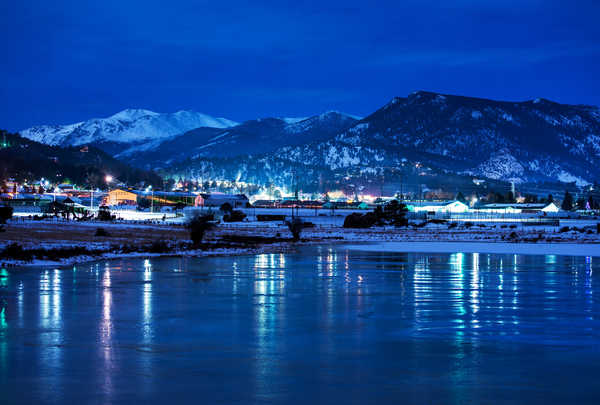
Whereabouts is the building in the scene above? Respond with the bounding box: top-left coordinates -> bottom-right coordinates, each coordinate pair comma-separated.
405,200 -> 469,214
477,202 -> 560,214
106,189 -> 198,207
194,193 -> 249,208
106,189 -> 138,206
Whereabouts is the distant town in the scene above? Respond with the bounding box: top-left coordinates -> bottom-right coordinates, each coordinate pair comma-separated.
1,174 -> 598,223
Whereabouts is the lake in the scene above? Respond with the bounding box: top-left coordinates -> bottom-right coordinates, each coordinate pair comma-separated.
0,246 -> 599,404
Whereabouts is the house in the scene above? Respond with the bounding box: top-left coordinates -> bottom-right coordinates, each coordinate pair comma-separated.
57,183 -> 76,192
107,189 -> 198,208
194,193 -> 249,208
477,202 -> 560,214
405,200 -> 469,214
251,199 -> 279,208
106,189 -> 138,206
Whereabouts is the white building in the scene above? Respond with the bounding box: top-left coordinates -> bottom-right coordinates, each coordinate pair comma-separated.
477,202 -> 559,214
405,200 -> 469,214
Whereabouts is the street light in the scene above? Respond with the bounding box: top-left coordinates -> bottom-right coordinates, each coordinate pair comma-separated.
105,175 -> 113,184
146,185 -> 154,213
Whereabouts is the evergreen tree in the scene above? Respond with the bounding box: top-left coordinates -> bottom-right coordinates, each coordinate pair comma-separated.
456,191 -> 466,203
506,191 -> 515,203
561,191 -> 573,211
547,194 -> 554,203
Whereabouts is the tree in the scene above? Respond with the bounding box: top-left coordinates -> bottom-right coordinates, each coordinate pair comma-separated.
588,195 -> 596,210
137,198 -> 151,210
286,217 -> 305,241
383,200 -> 409,226
185,213 -> 215,246
456,192 -> 466,203
524,194 -> 538,203
576,197 -> 586,210
547,194 -> 554,203
506,191 -> 515,203
220,202 -> 233,214
561,191 -> 574,211
0,206 -> 13,224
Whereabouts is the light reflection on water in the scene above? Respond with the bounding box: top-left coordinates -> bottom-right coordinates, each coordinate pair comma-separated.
0,248 -> 599,404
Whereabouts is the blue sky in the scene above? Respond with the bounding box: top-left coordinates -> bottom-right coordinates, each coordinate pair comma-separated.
1,0 -> 599,130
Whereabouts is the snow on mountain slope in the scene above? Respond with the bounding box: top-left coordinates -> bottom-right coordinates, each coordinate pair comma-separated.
20,109 -> 238,154
128,111 -> 359,167
167,91 -> 600,188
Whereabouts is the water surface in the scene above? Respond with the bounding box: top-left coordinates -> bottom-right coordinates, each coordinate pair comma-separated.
0,247 -> 599,404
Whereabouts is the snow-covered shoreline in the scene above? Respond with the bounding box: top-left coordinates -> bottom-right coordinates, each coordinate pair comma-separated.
2,218 -> 600,267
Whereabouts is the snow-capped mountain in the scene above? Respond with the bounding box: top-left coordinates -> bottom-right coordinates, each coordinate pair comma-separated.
19,93 -> 600,191
268,92 -> 600,184
166,91 -> 600,190
20,109 -> 238,156
128,111 -> 359,167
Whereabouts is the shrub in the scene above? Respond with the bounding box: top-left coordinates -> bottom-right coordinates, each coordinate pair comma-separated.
464,222 -> 473,228
147,240 -> 171,253
286,217 -> 305,241
220,202 -> 233,213
509,231 -> 519,240
97,206 -> 114,221
448,222 -> 458,229
94,227 -> 110,237
222,210 -> 247,222
597,223 -> 600,234
509,224 -> 517,229
0,206 -> 13,224
185,213 -> 215,246
343,212 -> 378,228
558,226 -> 570,233
0,243 -> 33,261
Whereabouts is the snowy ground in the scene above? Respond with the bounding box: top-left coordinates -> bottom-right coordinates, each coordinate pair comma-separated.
2,216 -> 599,266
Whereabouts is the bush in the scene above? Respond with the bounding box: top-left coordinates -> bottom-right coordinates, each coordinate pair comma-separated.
343,212 -> 378,228
597,223 -> 600,234
509,231 -> 519,240
97,206 -> 114,221
0,243 -> 33,261
558,226 -> 570,233
464,222 -> 473,228
0,206 -> 13,224
286,217 -> 305,241
185,213 -> 215,246
222,210 -> 247,222
448,222 -> 458,229
94,227 -> 110,237
220,202 -> 233,213
146,240 -> 171,253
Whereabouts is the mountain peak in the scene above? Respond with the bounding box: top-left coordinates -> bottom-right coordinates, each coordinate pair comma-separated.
109,108 -> 158,121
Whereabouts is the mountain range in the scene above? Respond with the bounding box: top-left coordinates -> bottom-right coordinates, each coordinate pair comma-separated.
19,92 -> 600,193
20,109 -> 238,157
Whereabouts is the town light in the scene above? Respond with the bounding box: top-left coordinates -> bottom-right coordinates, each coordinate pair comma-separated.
105,175 -> 113,183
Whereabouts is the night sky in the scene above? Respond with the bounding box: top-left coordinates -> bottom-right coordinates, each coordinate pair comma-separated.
2,0 -> 599,131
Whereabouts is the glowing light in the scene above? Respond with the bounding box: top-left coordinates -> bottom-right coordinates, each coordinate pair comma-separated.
105,175 -> 113,183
